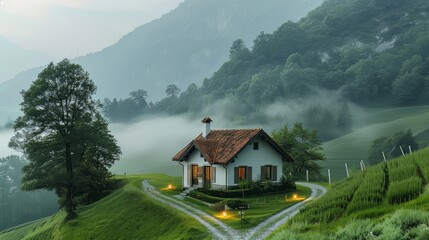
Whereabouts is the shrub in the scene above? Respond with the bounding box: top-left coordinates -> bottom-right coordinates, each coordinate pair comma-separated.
188,190 -> 223,203
221,199 -> 248,210
372,209 -> 429,239
211,202 -> 225,211
335,219 -> 374,240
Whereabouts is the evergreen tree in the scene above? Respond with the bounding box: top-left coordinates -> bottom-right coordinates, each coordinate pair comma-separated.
165,84 -> 180,98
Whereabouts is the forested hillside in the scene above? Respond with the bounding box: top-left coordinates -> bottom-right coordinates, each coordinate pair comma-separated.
0,156 -> 57,231
0,0 -> 322,119
138,0 -> 429,139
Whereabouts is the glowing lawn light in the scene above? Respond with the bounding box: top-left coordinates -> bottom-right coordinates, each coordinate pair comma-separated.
223,211 -> 227,217
293,194 -> 298,199
162,184 -> 176,191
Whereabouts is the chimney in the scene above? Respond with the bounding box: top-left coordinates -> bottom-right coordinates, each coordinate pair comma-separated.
202,117 -> 213,138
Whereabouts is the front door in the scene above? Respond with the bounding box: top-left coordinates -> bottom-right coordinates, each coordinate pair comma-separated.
192,165 -> 199,186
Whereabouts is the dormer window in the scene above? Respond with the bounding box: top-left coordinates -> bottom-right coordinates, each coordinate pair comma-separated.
253,142 -> 259,150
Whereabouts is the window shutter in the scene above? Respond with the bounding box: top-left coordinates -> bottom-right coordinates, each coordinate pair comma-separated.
234,167 -> 239,184
187,165 -> 191,186
261,166 -> 266,180
211,167 -> 216,183
273,165 -> 278,181
247,166 -> 252,181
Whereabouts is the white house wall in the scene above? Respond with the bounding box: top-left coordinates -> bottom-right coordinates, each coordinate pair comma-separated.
227,136 -> 283,186
182,149 -> 226,188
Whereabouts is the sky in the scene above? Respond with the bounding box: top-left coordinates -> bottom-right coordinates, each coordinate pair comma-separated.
0,0 -> 184,58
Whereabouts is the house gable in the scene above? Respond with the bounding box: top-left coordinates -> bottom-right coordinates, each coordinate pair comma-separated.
226,135 -> 284,184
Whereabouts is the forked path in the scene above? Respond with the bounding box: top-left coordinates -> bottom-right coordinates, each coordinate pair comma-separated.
142,181 -> 326,240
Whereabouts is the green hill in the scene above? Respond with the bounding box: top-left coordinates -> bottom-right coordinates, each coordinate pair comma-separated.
270,147 -> 429,239
322,106 -> 429,180
0,175 -> 208,240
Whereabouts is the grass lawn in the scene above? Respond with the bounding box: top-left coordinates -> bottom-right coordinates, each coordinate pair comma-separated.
1,175 -> 209,240
217,185 -> 311,230
144,174 -> 312,230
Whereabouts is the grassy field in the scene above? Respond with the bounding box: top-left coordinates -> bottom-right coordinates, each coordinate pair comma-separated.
137,173 -> 312,230
269,147 -> 429,239
0,175 -> 209,240
322,106 -> 429,180
184,186 -> 311,230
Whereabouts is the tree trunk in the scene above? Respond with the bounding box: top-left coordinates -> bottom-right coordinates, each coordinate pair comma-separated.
65,144 -> 76,220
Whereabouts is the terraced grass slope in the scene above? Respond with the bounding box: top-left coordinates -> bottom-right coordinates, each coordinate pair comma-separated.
270,147 -> 429,239
0,175 -> 208,240
322,106 -> 429,180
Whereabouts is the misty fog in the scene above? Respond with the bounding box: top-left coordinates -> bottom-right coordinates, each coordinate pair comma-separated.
0,129 -> 16,158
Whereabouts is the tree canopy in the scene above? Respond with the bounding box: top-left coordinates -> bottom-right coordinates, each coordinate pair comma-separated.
368,129 -> 418,165
272,122 -> 325,180
9,59 -> 121,219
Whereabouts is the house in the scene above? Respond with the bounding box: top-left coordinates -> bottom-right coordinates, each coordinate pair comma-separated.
172,117 -> 293,190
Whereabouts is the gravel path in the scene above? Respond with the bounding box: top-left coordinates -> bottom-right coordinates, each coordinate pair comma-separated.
141,181 -> 327,240
249,182 -> 327,240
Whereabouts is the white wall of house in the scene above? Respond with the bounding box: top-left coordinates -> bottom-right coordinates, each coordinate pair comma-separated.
182,149 -> 226,188
226,136 -> 283,186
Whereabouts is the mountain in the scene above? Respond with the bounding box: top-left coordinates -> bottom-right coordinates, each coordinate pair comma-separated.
0,36 -> 52,83
75,0 -> 322,100
141,0 -> 429,141
0,0 -> 323,117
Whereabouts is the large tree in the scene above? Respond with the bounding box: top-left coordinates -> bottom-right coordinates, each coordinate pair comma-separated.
9,59 -> 120,219
272,122 -> 325,180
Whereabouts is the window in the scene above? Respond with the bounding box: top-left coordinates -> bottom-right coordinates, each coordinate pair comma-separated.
239,166 -> 247,180
261,165 -> 277,181
204,166 -> 211,181
204,166 -> 216,183
200,153 -> 203,158
265,165 -> 272,180
211,167 -> 216,183
253,142 -> 259,150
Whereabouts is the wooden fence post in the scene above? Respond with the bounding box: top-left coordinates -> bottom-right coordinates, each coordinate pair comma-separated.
328,169 -> 331,185
306,170 -> 309,182
345,163 -> 349,178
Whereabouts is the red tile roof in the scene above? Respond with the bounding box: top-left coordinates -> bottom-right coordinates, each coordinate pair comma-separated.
172,129 -> 293,165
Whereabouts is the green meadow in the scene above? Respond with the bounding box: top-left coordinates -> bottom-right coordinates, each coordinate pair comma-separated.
0,175 -> 208,240
322,106 -> 429,180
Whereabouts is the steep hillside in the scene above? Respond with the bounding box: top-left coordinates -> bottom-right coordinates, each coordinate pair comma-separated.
270,147 -> 429,239
0,175 -> 208,240
0,36 -> 52,83
0,0 -> 322,116
154,0 -> 429,131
